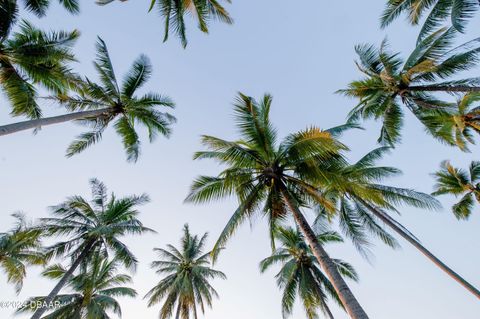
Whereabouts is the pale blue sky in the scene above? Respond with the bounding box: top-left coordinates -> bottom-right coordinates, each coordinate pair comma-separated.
1,1 -> 479,318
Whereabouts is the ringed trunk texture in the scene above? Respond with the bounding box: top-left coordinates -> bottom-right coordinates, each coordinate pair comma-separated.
280,188 -> 369,319
30,241 -> 96,319
408,85 -> 480,93
0,108 -> 113,137
358,198 -> 480,300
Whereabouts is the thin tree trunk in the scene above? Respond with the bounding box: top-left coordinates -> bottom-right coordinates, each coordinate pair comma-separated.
358,198 -> 480,300
30,241 -> 96,319
280,187 -> 369,319
0,108 -> 113,137
408,85 -> 480,93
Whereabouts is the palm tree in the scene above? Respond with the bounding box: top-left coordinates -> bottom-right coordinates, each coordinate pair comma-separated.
339,27 -> 480,145
29,178 -> 153,319
381,0 -> 480,41
1,0 -> 80,39
186,93 -> 370,319
0,20 -> 79,119
315,147 -> 480,299
20,254 -> 136,319
432,160 -> 480,219
419,93 -> 480,151
0,213 -> 45,293
145,224 -> 226,319
0,37 -> 176,162
96,0 -> 233,47
260,226 -> 358,319
5,0 -> 79,17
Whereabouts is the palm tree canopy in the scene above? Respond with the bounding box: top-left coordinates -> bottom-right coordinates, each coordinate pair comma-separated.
340,28 -> 480,146
0,20 -> 79,119
260,226 -> 358,319
0,213 -> 45,293
419,93 -> 480,151
0,0 -> 80,38
19,254 -> 136,319
185,93 -> 354,260
314,146 -> 440,258
51,37 -> 176,162
381,0 -> 480,41
40,178 -> 154,271
432,160 -> 480,219
96,0 -> 233,47
145,224 -> 226,319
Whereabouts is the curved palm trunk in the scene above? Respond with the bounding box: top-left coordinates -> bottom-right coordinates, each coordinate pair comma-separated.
30,241 -> 96,319
280,188 -> 369,319
408,85 -> 480,93
358,198 -> 480,300
0,108 -> 113,137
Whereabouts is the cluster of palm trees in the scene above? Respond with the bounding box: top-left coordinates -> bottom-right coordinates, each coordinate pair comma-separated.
0,179 -> 222,319
0,0 -> 479,318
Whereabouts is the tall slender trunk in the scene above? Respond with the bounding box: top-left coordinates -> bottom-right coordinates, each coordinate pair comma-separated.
280,187 -> 369,319
358,198 -> 480,300
0,108 -> 113,137
30,241 -> 96,319
408,85 -> 480,93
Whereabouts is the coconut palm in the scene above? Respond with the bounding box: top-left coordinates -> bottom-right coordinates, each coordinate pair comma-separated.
260,226 -> 358,319
340,27 -> 480,146
186,93 -> 369,319
29,178 -> 152,319
432,160 -> 480,219
1,0 -> 79,38
1,0 -> 19,39
0,37 -> 176,162
145,224 -> 226,319
20,254 -> 136,319
96,0 -> 233,47
419,93 -> 480,151
0,213 -> 45,293
381,0 -> 479,41
3,0 -> 80,18
314,147 -> 480,299
0,20 -> 79,119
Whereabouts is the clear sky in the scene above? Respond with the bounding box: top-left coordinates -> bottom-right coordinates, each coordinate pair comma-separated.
1,1 -> 479,318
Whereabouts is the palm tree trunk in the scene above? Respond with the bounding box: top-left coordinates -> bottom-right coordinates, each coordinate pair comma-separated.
0,108 -> 113,137
408,85 -> 480,93
30,241 -> 96,319
358,198 -> 480,300
280,188 -> 369,319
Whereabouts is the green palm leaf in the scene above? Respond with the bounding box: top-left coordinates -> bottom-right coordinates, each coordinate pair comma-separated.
145,224 -> 226,319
